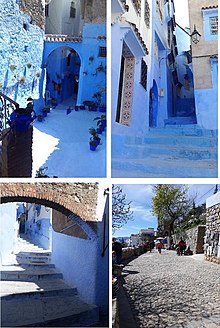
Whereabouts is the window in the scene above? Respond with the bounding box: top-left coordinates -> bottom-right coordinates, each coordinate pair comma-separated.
140,59 -> 147,90
144,1 -> 150,28
202,8 -> 218,41
156,0 -> 163,21
45,4 -> 49,17
209,16 -> 218,35
131,0 -> 141,14
99,46 -> 107,57
70,2 -> 76,18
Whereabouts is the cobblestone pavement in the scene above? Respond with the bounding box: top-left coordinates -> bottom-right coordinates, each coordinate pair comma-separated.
121,250 -> 220,328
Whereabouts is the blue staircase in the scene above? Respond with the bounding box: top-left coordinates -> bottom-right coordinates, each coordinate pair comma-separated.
112,125 -> 218,178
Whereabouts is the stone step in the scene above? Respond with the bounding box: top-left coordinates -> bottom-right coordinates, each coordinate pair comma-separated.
15,256 -> 51,265
121,143 -> 217,160
15,251 -> 51,257
149,125 -> 217,137
112,156 -> 217,178
0,279 -> 77,300
1,294 -> 99,327
1,265 -> 63,281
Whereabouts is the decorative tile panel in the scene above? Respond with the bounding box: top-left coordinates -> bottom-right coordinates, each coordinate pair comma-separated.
120,57 -> 135,126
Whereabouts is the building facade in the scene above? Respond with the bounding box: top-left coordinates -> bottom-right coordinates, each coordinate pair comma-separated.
0,0 -> 106,119
188,0 -> 218,129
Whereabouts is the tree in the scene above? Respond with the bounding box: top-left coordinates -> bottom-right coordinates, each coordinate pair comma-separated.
112,185 -> 133,233
152,185 -> 193,236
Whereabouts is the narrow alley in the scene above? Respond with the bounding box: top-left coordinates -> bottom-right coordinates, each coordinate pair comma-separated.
32,98 -> 106,178
119,250 -> 220,328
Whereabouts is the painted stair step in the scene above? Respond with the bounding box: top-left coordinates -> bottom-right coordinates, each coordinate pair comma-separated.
122,143 -> 217,160
149,126 -> 217,137
0,279 -> 77,300
112,157 -> 217,178
1,270 -> 63,281
15,251 -> 51,256
1,295 -> 99,327
15,258 -> 51,265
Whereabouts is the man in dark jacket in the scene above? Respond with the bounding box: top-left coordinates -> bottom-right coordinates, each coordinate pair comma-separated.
112,238 -> 123,264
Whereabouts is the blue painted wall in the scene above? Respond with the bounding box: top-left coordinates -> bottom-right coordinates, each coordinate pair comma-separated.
43,23 -> 106,108
52,229 -> 109,312
0,0 -> 44,109
0,203 -> 18,265
111,22 -> 149,137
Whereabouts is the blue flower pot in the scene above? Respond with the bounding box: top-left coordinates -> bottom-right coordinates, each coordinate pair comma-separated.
90,144 -> 97,151
97,128 -> 102,134
99,107 -> 106,112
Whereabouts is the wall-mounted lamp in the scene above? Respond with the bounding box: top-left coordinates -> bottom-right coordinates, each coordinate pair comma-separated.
190,25 -> 201,44
175,23 -> 201,44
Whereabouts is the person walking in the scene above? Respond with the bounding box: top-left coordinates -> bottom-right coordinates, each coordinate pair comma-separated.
178,237 -> 186,256
156,241 -> 163,254
112,238 -> 123,264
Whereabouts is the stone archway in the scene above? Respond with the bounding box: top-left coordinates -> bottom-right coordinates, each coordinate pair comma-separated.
0,182 -> 98,241
44,45 -> 82,105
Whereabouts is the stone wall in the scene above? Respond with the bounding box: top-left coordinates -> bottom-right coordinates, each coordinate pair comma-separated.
84,0 -> 106,23
122,246 -> 145,261
0,0 -> 44,107
19,0 -> 45,29
204,192 -> 220,264
0,182 -> 99,221
172,225 -> 206,254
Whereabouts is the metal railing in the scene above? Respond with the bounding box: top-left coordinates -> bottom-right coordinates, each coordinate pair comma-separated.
0,92 -> 19,134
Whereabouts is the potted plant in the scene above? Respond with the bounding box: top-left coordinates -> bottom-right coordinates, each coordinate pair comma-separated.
37,114 -> 45,122
99,104 -> 106,112
94,115 -> 106,134
51,98 -> 57,107
42,106 -> 50,117
35,166 -> 49,177
89,127 -> 101,145
89,137 -> 98,151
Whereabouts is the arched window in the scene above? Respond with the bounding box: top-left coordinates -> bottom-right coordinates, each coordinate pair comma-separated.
70,1 -> 76,18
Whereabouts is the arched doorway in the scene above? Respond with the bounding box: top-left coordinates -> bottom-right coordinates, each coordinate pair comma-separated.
149,80 -> 158,128
45,46 -> 81,105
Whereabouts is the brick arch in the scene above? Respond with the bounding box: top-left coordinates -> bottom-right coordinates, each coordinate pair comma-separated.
0,183 -> 99,241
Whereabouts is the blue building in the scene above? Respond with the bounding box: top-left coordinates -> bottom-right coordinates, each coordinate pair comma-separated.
111,0 -> 217,178
0,0 -> 106,115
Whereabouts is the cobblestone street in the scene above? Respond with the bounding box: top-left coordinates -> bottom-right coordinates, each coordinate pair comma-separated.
121,250 -> 220,328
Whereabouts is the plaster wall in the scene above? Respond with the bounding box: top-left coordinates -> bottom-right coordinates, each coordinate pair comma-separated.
0,203 -> 18,265
188,0 -> 218,89
51,229 -> 109,312
0,0 -> 44,108
111,0 -> 152,137
45,0 -> 83,35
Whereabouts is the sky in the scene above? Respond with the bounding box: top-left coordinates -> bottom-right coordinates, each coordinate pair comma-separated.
113,184 -> 218,237
174,0 -> 190,29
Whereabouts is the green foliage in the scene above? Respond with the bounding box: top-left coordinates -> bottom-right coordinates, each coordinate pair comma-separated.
152,185 -> 193,235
